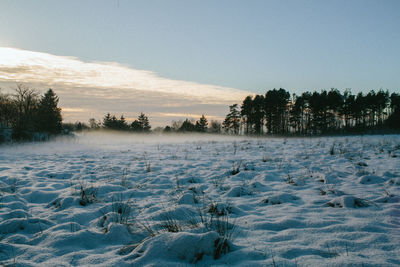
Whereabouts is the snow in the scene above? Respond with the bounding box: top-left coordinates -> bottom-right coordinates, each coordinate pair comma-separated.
0,133 -> 399,266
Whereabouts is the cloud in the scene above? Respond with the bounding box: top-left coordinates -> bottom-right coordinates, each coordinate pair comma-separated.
0,47 -> 251,125
62,107 -> 91,113
154,112 -> 223,120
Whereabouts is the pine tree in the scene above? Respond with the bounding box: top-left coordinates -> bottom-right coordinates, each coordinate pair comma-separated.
179,119 -> 196,132
131,113 -> 151,132
264,89 -> 290,134
37,89 -> 62,134
103,113 -> 112,129
195,115 -> 208,132
130,120 -> 142,132
138,113 -> 151,132
241,96 -> 253,134
252,94 -> 264,134
290,94 -> 306,134
386,93 -> 400,129
223,104 -> 241,134
118,115 -> 129,130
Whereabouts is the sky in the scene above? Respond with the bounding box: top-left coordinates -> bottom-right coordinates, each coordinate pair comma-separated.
0,0 -> 399,125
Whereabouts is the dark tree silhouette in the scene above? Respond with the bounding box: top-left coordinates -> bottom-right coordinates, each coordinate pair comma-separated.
117,115 -> 129,130
103,113 -> 113,129
138,113 -> 151,132
2,83 -> 399,141
252,94 -> 265,134
327,89 -> 343,131
289,94 -> 307,134
0,89 -> 17,128
195,115 -> 208,132
103,113 -> 129,130
223,104 -> 241,134
386,92 -> 400,129
13,85 -> 39,139
232,88 -> 396,136
341,89 -> 355,129
36,89 -> 62,134
375,90 -> 389,126
163,125 -> 172,132
131,113 -> 151,132
179,119 -> 196,132
241,96 -> 253,134
264,88 -> 290,134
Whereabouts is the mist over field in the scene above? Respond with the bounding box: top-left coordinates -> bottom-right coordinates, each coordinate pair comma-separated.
1,131 -> 251,153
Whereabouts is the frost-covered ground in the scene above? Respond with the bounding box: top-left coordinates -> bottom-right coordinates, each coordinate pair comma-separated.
1,133 -> 399,266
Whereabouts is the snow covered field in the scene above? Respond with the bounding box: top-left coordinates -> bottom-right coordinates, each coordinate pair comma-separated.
0,133 -> 399,266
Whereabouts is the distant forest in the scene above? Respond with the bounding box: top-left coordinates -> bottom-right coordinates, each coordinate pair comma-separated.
224,88 -> 400,135
1,85 -> 399,142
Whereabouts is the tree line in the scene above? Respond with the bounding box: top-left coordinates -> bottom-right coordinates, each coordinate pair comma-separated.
222,88 -> 400,135
1,85 -> 399,142
94,112 -> 152,132
79,113 -> 222,134
0,85 -> 62,141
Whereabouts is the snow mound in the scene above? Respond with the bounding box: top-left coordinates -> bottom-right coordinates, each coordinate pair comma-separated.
383,171 -> 399,178
125,231 -> 220,264
226,186 -> 252,197
263,192 -> 301,205
326,195 -> 371,208
374,195 -> 400,204
359,175 -> 385,184
177,192 -> 196,205
387,178 -> 400,186
323,173 -> 341,184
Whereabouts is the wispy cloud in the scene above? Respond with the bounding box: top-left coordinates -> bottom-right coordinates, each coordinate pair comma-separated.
0,47 -> 249,102
62,107 -> 91,113
154,112 -> 222,120
0,47 -> 250,125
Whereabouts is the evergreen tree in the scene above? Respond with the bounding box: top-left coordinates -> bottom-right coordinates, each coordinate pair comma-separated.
341,90 -> 355,129
223,104 -> 241,134
195,115 -> 208,132
117,115 -> 129,130
290,94 -> 306,134
354,92 -> 366,128
327,89 -> 343,131
252,94 -> 265,134
390,93 -> 400,112
375,90 -> 389,126
131,113 -> 151,132
103,113 -> 112,129
36,89 -> 62,134
179,119 -> 196,132
386,93 -> 400,129
163,126 -> 172,132
264,88 -> 290,134
130,120 -> 142,132
241,96 -> 253,134
138,113 -> 151,132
